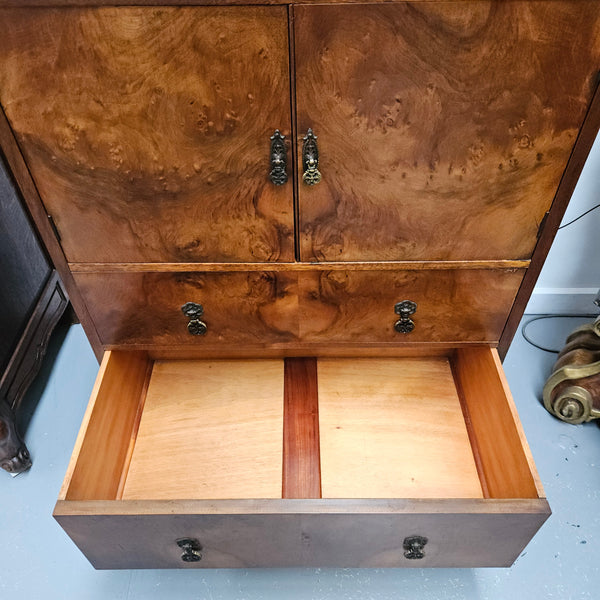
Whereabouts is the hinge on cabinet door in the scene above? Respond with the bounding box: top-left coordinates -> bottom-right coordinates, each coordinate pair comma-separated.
537,211 -> 550,239
47,214 -> 61,242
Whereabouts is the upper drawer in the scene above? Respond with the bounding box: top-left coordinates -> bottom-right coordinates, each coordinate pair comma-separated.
74,267 -> 523,349
298,268 -> 524,344
74,270 -> 299,347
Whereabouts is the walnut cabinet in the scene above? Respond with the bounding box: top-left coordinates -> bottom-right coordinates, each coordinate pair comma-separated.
0,0 -> 599,569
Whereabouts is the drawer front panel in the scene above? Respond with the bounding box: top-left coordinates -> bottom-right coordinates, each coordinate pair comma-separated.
74,271 -> 298,346
55,501 -> 549,569
299,268 -> 524,343
76,268 -> 524,348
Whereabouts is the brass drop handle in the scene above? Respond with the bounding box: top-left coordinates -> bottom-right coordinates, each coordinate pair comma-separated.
176,538 -> 202,562
181,302 -> 207,336
302,128 -> 321,185
403,535 -> 428,560
269,129 -> 288,185
394,300 -> 417,334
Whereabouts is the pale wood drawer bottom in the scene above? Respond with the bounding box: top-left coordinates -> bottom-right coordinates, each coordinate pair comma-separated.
54,349 -> 550,569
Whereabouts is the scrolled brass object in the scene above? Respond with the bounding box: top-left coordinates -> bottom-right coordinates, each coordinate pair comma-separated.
542,317 -> 600,424
302,128 -> 321,186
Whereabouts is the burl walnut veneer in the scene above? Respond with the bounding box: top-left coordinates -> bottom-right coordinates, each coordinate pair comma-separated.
0,0 -> 599,569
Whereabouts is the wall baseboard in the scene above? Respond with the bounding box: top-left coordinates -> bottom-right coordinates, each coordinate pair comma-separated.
525,287 -> 600,315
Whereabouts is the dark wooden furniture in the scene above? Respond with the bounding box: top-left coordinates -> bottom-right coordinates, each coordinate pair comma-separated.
0,152 -> 68,473
0,0 -> 598,567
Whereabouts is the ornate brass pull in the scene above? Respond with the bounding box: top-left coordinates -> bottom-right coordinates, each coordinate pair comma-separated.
394,300 -> 417,334
181,302 -> 207,336
403,535 -> 428,560
269,129 -> 288,185
176,538 -> 202,563
302,128 -> 321,185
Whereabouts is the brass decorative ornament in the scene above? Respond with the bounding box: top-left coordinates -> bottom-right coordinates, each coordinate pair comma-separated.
181,302 -> 207,336
394,300 -> 417,334
403,535 -> 428,560
176,538 -> 202,562
269,129 -> 288,185
302,128 -> 321,185
543,317 -> 600,424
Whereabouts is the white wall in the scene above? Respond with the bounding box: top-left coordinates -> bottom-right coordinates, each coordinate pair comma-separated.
526,132 -> 600,315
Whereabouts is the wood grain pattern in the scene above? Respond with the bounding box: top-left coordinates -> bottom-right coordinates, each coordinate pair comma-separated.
53,498 -> 550,568
318,358 -> 483,498
295,1 -> 600,261
298,268 -> 524,344
62,351 -> 151,501
0,103 -> 103,359
69,259 -> 531,273
74,271 -> 299,346
498,75 -> 600,359
282,358 -> 321,499
75,268 -> 522,350
121,359 -> 284,500
0,7 -> 293,263
452,347 -> 543,498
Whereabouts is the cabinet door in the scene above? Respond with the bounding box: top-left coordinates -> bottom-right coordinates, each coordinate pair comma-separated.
0,7 -> 293,263
295,2 -> 600,262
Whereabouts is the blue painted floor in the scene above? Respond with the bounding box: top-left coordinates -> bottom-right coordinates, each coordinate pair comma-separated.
1,316 -> 599,599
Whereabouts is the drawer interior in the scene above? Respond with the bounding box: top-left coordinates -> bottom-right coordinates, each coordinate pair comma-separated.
59,349 -> 543,503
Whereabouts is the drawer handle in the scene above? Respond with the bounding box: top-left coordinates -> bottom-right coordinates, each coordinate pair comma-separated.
302,128 -> 321,186
269,129 -> 288,185
394,300 -> 417,334
181,302 -> 207,336
176,538 -> 202,563
403,535 -> 428,560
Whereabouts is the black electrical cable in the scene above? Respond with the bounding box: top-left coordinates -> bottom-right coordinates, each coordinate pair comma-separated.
558,202 -> 600,230
521,314 -> 598,353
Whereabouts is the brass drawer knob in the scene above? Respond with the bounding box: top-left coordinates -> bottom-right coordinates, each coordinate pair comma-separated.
269,129 -> 288,185
181,302 -> 207,336
176,538 -> 202,563
394,300 -> 417,334
302,128 -> 321,185
403,535 -> 428,560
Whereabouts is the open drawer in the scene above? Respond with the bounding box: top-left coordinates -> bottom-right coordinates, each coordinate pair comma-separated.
54,348 -> 550,568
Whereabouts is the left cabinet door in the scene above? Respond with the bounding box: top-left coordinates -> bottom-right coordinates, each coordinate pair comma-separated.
0,7 -> 294,264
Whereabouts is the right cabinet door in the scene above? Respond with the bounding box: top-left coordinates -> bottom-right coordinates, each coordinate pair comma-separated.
295,1 -> 600,262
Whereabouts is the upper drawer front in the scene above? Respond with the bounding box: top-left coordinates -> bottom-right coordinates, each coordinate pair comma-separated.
74,271 -> 298,346
0,7 -> 293,263
76,268 -> 523,348
298,268 -> 524,344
